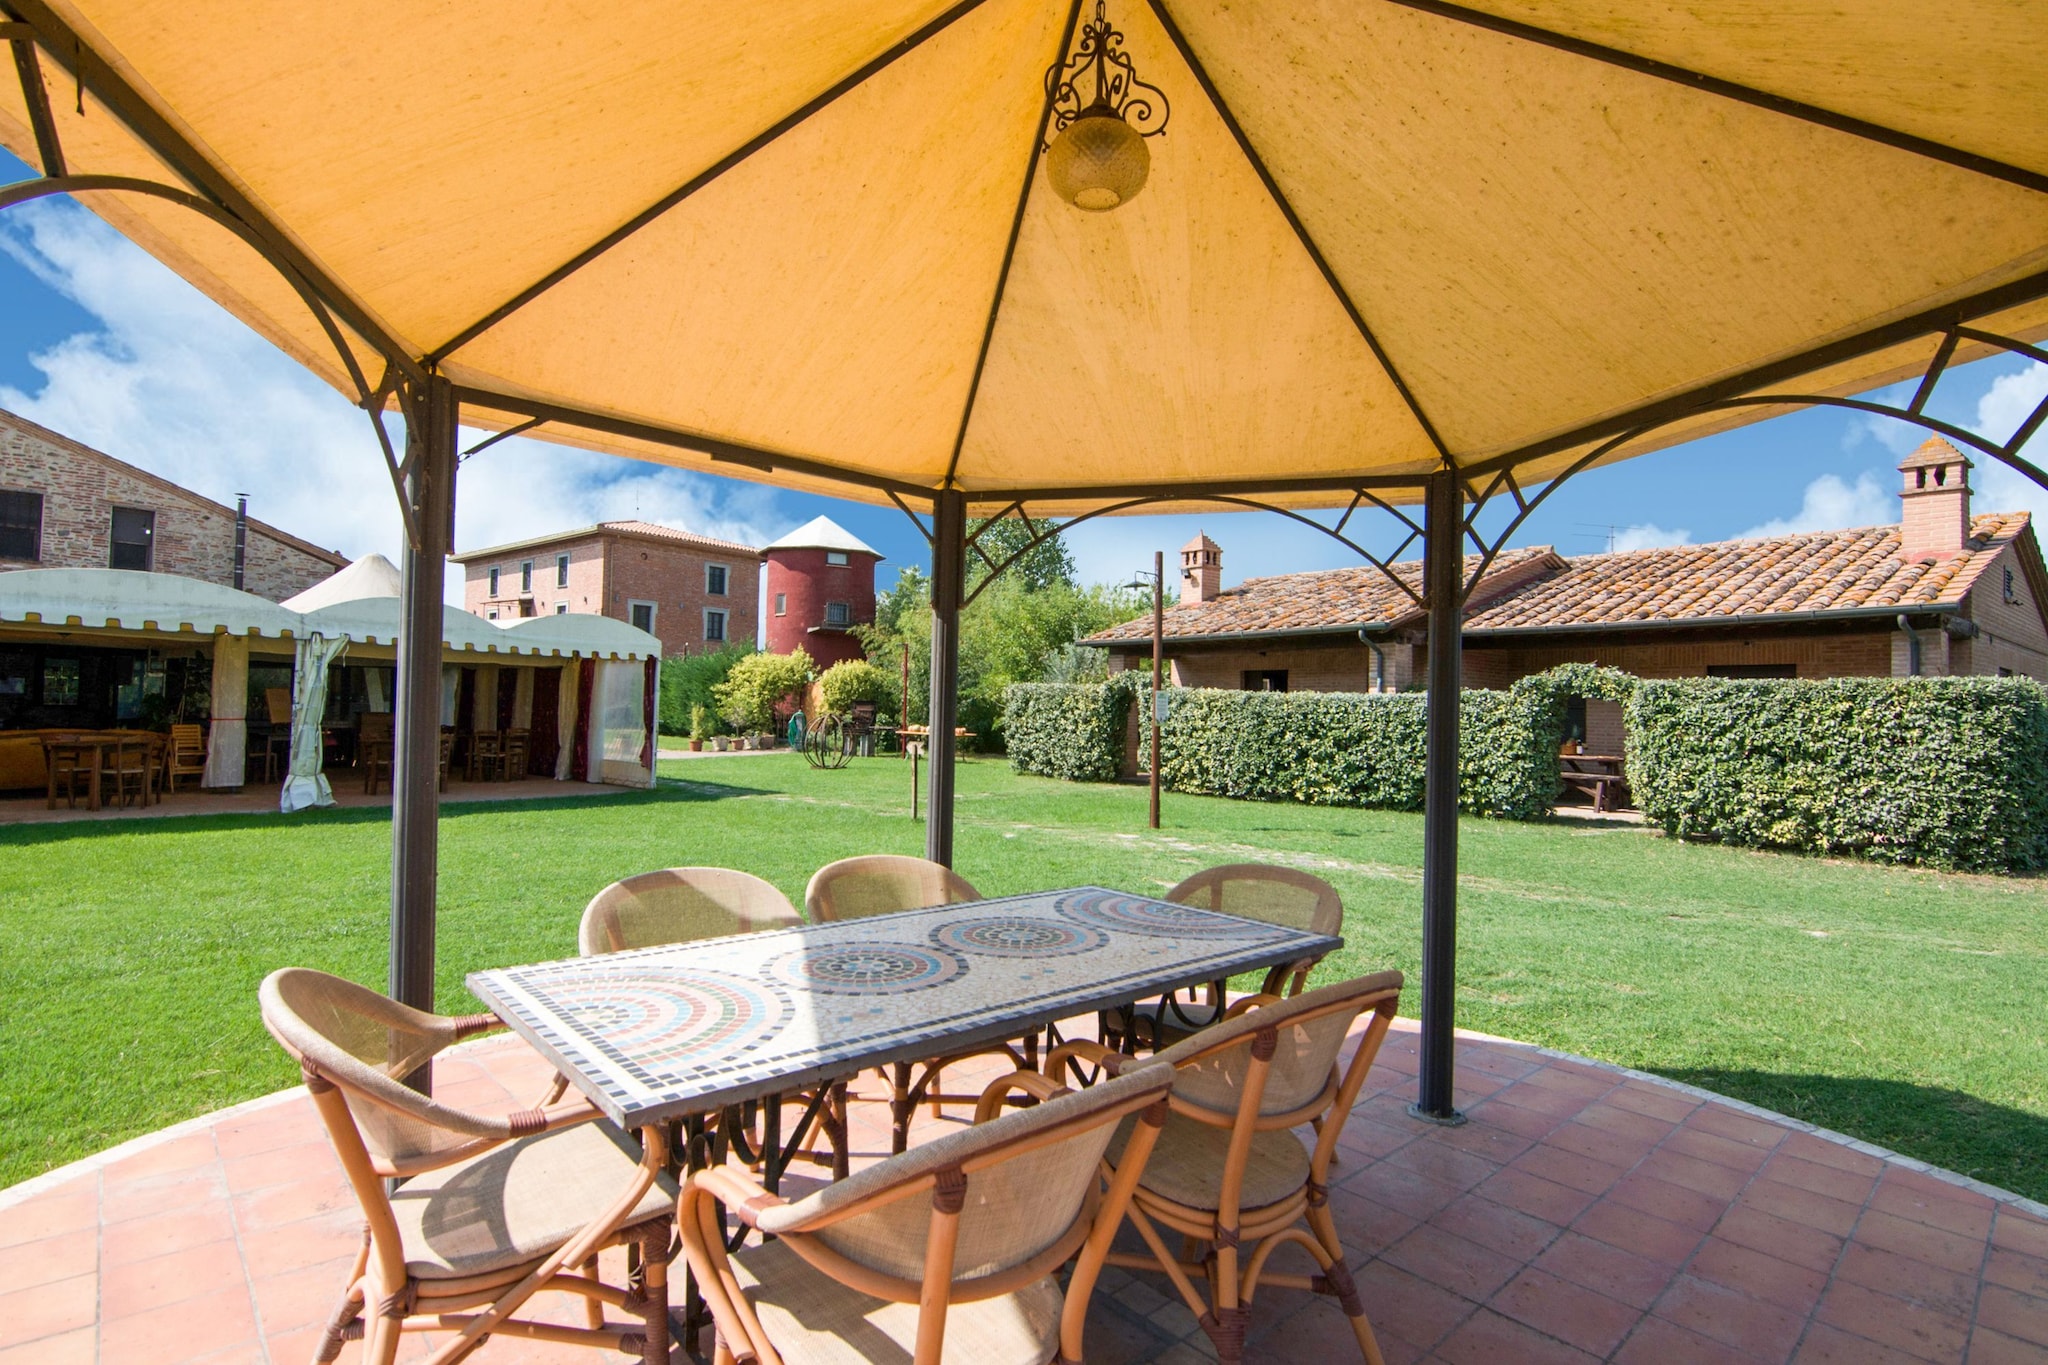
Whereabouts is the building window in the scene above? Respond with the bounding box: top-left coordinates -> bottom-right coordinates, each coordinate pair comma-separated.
824,601 -> 851,627
826,551 -> 849,566
628,600 -> 656,633
556,553 -> 570,588
109,506 -> 154,570
1999,666 -> 2016,677
1242,669 -> 1288,692
488,566 -> 500,596
774,592 -> 787,616
487,609 -> 499,620
520,560 -> 533,592
704,608 -> 728,643
706,563 -> 729,596
1706,663 -> 1797,679
0,490 -> 42,561
556,602 -> 568,614
43,657 -> 80,706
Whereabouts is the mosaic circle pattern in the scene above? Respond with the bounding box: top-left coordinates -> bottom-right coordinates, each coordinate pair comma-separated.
769,942 -> 967,995
1055,888 -> 1273,939
931,915 -> 1110,958
544,968 -> 787,1064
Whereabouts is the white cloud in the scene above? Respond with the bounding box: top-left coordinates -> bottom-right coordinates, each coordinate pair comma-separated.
0,200 -> 786,601
1970,362 -> 2048,521
1736,472 -> 1894,540
1609,523 -> 1691,553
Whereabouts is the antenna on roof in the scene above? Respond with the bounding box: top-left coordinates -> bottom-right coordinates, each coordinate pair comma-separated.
1575,523 -> 1620,553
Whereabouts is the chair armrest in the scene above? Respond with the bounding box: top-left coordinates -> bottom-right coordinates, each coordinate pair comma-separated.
973,1070 -> 1070,1124
1045,1039 -> 1130,1085
688,1166 -> 789,1229
1221,993 -> 1284,1020
450,1012 -> 506,1041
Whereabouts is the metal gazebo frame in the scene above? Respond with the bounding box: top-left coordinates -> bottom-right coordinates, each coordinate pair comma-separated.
4,0 -> 2048,1118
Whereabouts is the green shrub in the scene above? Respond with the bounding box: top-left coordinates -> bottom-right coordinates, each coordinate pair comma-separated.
659,644 -> 750,735
818,658 -> 893,713
714,649 -> 815,733
1627,676 -> 2048,871
1003,677 -> 1139,782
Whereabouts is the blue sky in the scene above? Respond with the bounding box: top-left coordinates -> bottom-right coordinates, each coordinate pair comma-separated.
2,147 -> 2043,603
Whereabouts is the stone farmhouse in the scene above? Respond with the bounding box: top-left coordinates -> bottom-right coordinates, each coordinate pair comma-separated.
1088,440 -> 2048,752
0,406 -> 345,600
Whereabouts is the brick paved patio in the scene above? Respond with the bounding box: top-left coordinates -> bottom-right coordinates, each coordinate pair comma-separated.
2,1019 -> 2043,1364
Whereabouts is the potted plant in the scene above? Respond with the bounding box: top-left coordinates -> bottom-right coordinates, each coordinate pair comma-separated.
711,734 -> 728,752
688,704 -> 707,752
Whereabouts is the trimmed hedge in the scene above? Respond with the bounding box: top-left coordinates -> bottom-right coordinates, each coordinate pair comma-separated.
1627,676 -> 2048,872
1002,676 -> 1138,783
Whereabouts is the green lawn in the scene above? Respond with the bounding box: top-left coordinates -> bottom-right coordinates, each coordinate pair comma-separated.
2,754 -> 2043,1199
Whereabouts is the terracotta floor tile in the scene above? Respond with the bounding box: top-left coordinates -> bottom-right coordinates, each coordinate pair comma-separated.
1351,1257 -> 1478,1350
1382,1223 -> 1524,1302
1489,1266 -> 1642,1357
235,1210 -> 367,1278
1420,1116 -> 1533,1166
1978,1285 -> 2048,1350
1343,1161 -> 1463,1223
1755,1151 -> 1878,1207
1513,1143 -> 1629,1198
210,1107 -> 315,1160
102,1201 -> 239,1266
230,1175 -> 356,1232
1651,1272 -> 1807,1361
1533,1229 -> 1675,1311
1790,1321 -> 1932,1365
0,1186 -> 97,1250
1429,1190 -> 1561,1264
1814,1277 -> 1971,1363
1608,1171 -> 1728,1233
1573,1102 -> 1679,1147
1606,1083 -> 1701,1124
1686,1236 -> 1829,1315
102,1165 -> 230,1224
1572,1198 -> 1707,1267
1709,1203 -> 1845,1275
1494,1080 -> 1603,1118
220,1138 -> 337,1196
1382,1136 -> 1504,1193
1736,1178 -> 1863,1238
1867,1174 -> 1996,1242
105,1131 -> 218,1182
1987,1248 -> 2048,1301
1432,1307 -> 1600,1364
1663,1124 -> 1776,1176
1336,1114 -> 1419,1160
1636,1148 -> 1753,1202
0,1325 -> 93,1365
101,1281 -> 261,1363
1544,1118 -> 1661,1170
1478,1167 -> 1601,1227
0,1272 -> 97,1350
1968,1325 -> 2048,1365
1611,1314 -> 1760,1365
101,1239 -> 251,1318
1467,1096 -> 1568,1140
1835,1242 -> 1981,1321
1995,1211 -> 2048,1261
1779,1132 -> 1885,1179
1683,1105 -> 1792,1150
0,1227 -> 96,1293
1853,1209 -> 1989,1276
1325,1185 -> 1420,1259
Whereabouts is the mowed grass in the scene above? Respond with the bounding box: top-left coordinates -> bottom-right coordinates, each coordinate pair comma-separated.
2,754 -> 2044,1199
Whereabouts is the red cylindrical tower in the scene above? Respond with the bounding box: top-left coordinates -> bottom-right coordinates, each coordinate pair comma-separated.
761,516 -> 881,667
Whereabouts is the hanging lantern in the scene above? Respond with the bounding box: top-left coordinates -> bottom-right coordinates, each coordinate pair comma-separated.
1043,1 -> 1170,212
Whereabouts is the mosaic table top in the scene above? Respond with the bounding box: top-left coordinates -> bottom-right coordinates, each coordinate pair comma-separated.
468,886 -> 1341,1127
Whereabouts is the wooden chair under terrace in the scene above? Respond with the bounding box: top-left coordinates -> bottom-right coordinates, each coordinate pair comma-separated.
102,732 -> 157,808
165,722 -> 207,793
1048,972 -> 1404,1365
680,1060 -> 1176,1365
805,855 -> 1036,1152
41,734 -> 90,809
503,726 -> 531,779
259,968 -> 678,1365
358,712 -> 393,795
1104,864 -> 1345,1054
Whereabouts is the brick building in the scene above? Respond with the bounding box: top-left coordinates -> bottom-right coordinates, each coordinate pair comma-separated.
1089,440 -> 2048,730
0,406 -> 345,601
454,520 -> 758,660
762,516 -> 881,668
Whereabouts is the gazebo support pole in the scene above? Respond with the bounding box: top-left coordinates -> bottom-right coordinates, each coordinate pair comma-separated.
1412,470 -> 1466,1124
391,373 -> 457,1072
926,489 -> 965,866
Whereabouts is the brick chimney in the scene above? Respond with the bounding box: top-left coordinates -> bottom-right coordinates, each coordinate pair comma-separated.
1897,437 -> 1972,563
1180,533 -> 1222,604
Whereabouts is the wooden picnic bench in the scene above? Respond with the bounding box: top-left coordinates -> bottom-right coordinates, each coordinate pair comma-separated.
1560,752 -> 1627,812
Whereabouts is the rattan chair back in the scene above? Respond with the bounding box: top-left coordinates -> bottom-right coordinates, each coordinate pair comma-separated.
579,867 -> 800,956
804,854 -> 980,922
1166,863 -> 1343,938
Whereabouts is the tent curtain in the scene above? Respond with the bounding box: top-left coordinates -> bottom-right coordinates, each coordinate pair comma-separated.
281,633 -> 347,812
595,658 -> 651,787
511,666 -> 534,731
638,656 -> 657,781
556,658 -> 582,781
201,635 -> 248,789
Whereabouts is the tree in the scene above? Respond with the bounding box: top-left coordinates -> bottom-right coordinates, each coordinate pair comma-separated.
818,658 -> 893,712
713,648 -> 815,733
966,516 -> 1076,593
658,643 -> 750,735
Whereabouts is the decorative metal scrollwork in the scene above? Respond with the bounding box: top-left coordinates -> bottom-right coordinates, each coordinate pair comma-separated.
1044,0 -> 1170,147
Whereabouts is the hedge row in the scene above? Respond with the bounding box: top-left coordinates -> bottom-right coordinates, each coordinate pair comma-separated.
1626,676 -> 2048,872
1003,667 -> 2048,871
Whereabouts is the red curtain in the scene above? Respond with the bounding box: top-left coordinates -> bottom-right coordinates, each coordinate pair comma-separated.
570,659 -> 595,782
639,657 -> 657,776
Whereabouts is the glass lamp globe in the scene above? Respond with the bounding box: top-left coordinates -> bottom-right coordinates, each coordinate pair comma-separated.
1046,107 -> 1150,211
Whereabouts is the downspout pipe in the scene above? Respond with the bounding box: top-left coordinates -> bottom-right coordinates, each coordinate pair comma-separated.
1359,630 -> 1388,692
1896,615 -> 1921,676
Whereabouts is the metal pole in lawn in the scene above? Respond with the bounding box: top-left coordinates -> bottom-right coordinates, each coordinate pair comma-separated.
391,372 -> 456,1090
926,489 -> 965,866
1412,470 -> 1466,1125
1150,549 -> 1162,830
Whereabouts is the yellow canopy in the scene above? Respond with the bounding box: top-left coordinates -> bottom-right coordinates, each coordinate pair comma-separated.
2,0 -> 2044,512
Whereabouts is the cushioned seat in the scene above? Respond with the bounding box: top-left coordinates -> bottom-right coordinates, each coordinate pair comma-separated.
391,1117 -> 678,1280
727,1236 -> 1062,1365
1110,1113 -> 1310,1213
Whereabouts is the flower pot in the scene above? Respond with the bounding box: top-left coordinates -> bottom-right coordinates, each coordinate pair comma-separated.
688,739 -> 703,752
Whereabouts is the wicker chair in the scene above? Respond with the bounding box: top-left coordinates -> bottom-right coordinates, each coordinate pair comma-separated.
805,855 -> 1033,1153
260,968 -> 678,1365
579,867 -> 801,956
1049,972 -> 1404,1365
682,1062 -> 1175,1365
1104,864 -> 1344,1054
